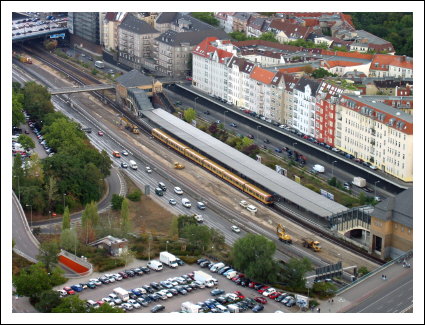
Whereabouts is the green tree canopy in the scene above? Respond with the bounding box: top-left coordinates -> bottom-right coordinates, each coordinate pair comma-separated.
89,303 -> 125,313
35,289 -> 61,312
280,257 -> 313,291
60,228 -> 78,252
190,12 -> 219,27
22,81 -> 54,121
183,107 -> 197,123
62,206 -> 71,230
13,262 -> 53,298
52,294 -> 87,313
231,234 -> 279,283
36,240 -> 61,272
17,134 -> 35,151
120,198 -> 130,236
12,89 -> 25,127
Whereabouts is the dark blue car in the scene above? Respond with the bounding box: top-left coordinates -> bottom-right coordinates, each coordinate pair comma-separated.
71,285 -> 83,292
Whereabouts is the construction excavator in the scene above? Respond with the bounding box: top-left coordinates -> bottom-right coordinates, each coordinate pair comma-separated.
276,224 -> 292,244
174,162 -> 185,169
121,117 -> 139,134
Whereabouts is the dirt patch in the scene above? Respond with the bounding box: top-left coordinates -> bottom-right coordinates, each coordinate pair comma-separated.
12,251 -> 34,275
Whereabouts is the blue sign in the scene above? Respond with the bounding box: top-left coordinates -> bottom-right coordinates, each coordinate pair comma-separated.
50,33 -> 65,39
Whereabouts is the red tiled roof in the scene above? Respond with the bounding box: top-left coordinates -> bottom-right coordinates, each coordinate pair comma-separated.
321,49 -> 374,60
325,60 -> 364,68
192,37 -> 233,63
278,66 -> 305,74
303,19 -> 320,27
250,67 -> 276,84
285,12 -> 335,18
269,20 -> 313,39
371,54 -> 413,71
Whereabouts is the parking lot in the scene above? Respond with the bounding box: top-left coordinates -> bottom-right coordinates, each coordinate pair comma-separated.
56,260 -> 295,313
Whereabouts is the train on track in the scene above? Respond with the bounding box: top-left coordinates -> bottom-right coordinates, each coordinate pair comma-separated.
152,128 -> 274,205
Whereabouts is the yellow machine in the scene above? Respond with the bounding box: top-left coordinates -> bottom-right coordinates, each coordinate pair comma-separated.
276,224 -> 292,244
121,117 -> 139,134
14,52 -> 32,64
302,238 -> 321,252
174,162 -> 185,169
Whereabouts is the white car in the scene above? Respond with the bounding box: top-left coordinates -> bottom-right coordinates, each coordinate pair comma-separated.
182,198 -> 191,208
108,293 -> 122,305
174,186 -> 183,195
332,147 -> 340,152
167,278 -> 179,286
159,289 -> 173,298
231,225 -> 241,233
263,287 -> 276,297
57,289 -> 67,297
128,299 -> 141,309
121,150 -> 128,156
246,205 -> 257,213
121,302 -> 133,311
278,124 -> 286,129
156,291 -> 168,300
369,165 -> 378,170
239,200 -> 249,208
101,297 -> 115,306
146,166 -> 152,173
89,278 -> 102,286
112,273 -> 123,281
169,198 -> 177,205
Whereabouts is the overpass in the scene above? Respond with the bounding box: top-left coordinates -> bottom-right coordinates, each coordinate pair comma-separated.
49,83 -> 115,95
12,28 -> 68,43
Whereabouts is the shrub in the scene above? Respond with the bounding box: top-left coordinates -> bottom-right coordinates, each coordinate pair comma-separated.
111,194 -> 125,210
127,189 -> 142,202
178,255 -> 199,264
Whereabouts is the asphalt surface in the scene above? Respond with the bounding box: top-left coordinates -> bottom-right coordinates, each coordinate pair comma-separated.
56,261 -> 297,313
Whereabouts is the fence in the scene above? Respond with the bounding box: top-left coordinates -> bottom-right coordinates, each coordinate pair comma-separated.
336,250 -> 413,295
58,249 -> 93,278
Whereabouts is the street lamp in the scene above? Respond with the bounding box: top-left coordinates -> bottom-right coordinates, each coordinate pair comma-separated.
374,181 -> 380,199
14,175 -> 20,202
26,204 -> 32,228
256,125 -> 262,141
331,160 -> 338,177
194,97 -> 199,111
166,240 -> 169,252
224,111 -> 228,126
63,193 -> 67,209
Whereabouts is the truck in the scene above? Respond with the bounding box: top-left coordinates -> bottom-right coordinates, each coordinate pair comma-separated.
174,162 -> 184,169
313,164 -> 325,173
94,60 -> 105,69
277,224 -> 292,244
352,177 -> 367,188
13,52 -> 32,64
181,301 -> 200,313
302,238 -> 321,252
193,270 -> 215,287
113,287 -> 129,302
129,160 -> 138,170
121,117 -> 139,134
159,251 -> 178,268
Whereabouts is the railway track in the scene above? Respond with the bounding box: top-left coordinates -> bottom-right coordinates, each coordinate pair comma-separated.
21,46 -> 385,267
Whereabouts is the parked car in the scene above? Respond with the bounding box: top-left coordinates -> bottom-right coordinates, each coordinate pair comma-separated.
254,297 -> 268,304
211,289 -> 225,296
252,304 -> 264,312
71,285 -> 83,292
229,122 -> 237,127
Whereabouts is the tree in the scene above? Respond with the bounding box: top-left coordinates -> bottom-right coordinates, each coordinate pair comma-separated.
328,177 -> 337,187
35,290 -> 61,312
52,295 -> 87,313
311,68 -> 337,79
231,234 -> 279,283
280,257 -> 313,291
229,31 -> 250,41
358,266 -> 370,277
22,81 -> 54,120
17,134 -> 35,151
190,12 -> 219,27
111,194 -> 124,210
45,176 -> 59,213
60,228 -> 78,252
241,144 -> 260,158
259,32 -> 279,43
181,224 -> 212,253
44,39 -> 58,51
62,206 -> 71,230
13,262 -> 53,298
183,107 -> 197,123
37,240 -> 60,272
302,65 -> 314,75
312,281 -> 337,298
12,88 -> 25,127
89,303 -> 125,313
120,198 -> 130,236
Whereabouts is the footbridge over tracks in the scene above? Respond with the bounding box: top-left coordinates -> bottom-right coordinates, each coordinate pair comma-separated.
328,205 -> 372,234
49,83 -> 115,95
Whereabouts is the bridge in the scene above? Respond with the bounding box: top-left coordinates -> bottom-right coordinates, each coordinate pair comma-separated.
12,27 -> 68,43
50,83 -> 115,95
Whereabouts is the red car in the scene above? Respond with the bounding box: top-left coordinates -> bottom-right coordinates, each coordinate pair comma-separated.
268,292 -> 282,299
249,281 -> 258,288
254,297 -> 268,304
231,276 -> 239,282
97,130 -> 104,136
303,135 -> 309,139
63,287 -> 75,295
233,291 -> 245,299
258,286 -> 270,294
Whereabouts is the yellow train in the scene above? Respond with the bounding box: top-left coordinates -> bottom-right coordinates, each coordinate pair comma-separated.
152,128 -> 273,205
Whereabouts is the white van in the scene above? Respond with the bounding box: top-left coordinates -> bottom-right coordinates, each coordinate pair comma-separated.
129,160 -> 138,170
210,262 -> 225,272
86,300 -> 99,309
147,259 -> 163,271
226,270 -> 237,279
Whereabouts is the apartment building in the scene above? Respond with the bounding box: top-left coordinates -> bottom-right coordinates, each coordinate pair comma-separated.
153,29 -> 229,78
102,12 -> 126,51
292,77 -> 322,136
281,74 -> 299,125
117,13 -> 160,70
369,54 -> 413,79
335,95 -> 413,181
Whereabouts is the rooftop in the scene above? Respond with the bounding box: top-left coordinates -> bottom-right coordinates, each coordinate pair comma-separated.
119,13 -> 160,35
116,69 -> 154,88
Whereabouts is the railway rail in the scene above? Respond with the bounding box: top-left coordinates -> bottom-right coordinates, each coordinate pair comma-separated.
20,46 -> 385,266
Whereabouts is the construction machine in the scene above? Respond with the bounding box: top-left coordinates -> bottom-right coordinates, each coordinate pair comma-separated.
276,224 -> 292,244
302,238 -> 321,252
174,162 -> 185,169
121,117 -> 139,134
13,52 -> 32,64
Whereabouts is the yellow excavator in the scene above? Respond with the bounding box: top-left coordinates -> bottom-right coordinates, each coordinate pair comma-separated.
302,238 -> 321,252
174,162 -> 185,169
121,117 -> 139,134
277,224 -> 292,244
